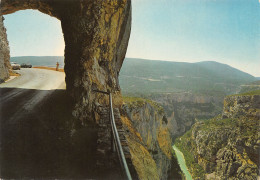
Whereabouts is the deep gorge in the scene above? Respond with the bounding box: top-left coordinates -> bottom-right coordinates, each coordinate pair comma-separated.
1,1 -> 259,179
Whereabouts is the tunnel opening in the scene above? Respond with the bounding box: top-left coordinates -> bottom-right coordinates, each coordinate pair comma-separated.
3,9 -> 66,89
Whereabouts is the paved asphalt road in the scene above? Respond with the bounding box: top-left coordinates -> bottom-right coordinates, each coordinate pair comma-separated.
0,68 -> 65,89
0,68 -> 69,178
0,68 -> 65,122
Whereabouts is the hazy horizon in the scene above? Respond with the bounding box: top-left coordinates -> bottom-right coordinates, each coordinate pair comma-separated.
10,56 -> 258,78
3,0 -> 260,76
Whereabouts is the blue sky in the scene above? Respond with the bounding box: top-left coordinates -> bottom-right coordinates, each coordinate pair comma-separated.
3,0 -> 260,76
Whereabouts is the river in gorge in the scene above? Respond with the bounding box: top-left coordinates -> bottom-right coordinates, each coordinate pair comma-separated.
172,145 -> 193,180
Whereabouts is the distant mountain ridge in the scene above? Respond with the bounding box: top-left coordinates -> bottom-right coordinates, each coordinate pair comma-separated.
195,61 -> 254,82
119,58 -> 257,95
10,56 -> 257,95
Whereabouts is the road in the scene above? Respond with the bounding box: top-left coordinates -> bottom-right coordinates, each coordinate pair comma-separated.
0,68 -> 100,179
0,68 -> 65,89
0,68 -> 65,122
0,68 -> 74,179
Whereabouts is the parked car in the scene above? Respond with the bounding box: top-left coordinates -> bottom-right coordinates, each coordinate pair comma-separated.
21,63 -> 32,68
11,62 -> 21,70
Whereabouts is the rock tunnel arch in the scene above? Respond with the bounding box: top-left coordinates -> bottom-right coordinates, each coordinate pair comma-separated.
1,0 -> 131,124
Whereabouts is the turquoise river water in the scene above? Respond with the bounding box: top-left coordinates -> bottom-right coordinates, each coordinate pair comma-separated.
172,145 -> 193,180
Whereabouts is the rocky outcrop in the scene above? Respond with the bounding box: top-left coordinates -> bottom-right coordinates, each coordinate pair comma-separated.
150,92 -> 224,139
0,16 -> 10,83
121,97 -> 182,180
175,94 -> 260,179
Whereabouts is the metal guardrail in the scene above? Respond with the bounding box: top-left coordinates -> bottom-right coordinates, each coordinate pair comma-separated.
93,89 -> 132,180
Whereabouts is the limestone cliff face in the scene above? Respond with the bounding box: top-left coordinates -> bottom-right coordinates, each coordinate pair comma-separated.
0,16 -> 10,83
121,97 -> 178,180
175,94 -> 260,179
150,92 -> 224,139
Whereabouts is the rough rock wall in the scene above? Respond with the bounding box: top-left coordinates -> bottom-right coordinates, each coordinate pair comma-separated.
1,0 -> 131,125
150,92 -> 224,139
121,98 -> 179,180
0,16 -> 10,83
175,94 -> 260,179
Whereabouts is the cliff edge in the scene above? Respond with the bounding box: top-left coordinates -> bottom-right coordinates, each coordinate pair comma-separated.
121,97 -> 182,180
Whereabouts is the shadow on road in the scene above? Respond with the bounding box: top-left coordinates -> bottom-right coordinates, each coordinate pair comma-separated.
0,88 -> 98,179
